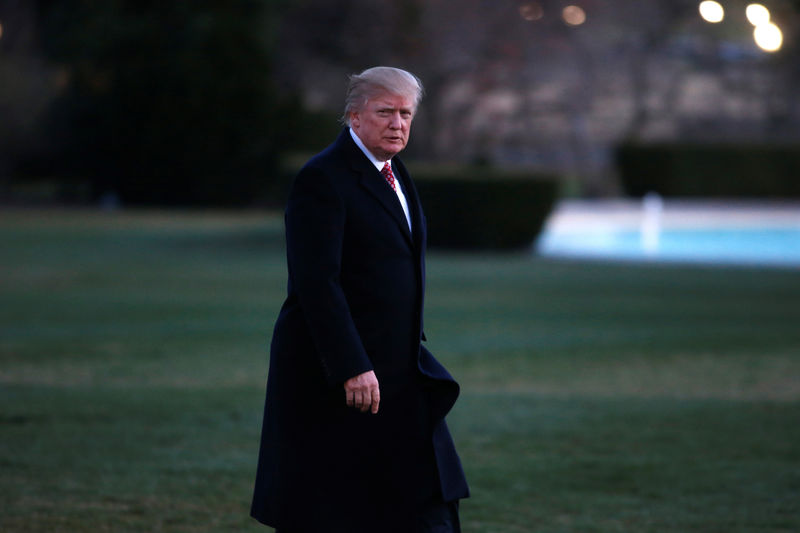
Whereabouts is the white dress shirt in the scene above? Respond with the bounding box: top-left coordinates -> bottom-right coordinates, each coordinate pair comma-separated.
349,128 -> 412,231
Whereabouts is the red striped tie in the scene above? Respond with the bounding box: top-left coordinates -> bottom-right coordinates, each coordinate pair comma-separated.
381,162 -> 396,191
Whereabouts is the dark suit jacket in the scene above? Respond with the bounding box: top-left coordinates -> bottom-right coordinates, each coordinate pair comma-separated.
251,129 -> 469,532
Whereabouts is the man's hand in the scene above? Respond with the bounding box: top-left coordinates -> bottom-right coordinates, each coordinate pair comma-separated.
344,370 -> 380,414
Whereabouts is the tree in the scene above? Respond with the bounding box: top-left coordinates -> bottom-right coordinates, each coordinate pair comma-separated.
271,0 -> 800,196
0,0 -> 58,195
36,0 -> 292,205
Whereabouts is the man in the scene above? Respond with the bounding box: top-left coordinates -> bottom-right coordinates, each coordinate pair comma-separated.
251,66 -> 469,533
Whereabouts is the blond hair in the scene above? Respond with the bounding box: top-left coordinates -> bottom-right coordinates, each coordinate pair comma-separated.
342,66 -> 424,126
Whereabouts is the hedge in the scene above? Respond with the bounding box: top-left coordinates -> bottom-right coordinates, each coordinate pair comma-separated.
412,166 -> 560,250
616,143 -> 800,198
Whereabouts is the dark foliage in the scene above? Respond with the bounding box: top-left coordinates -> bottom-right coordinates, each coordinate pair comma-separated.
35,0 -> 296,206
414,167 -> 560,249
617,143 -> 800,198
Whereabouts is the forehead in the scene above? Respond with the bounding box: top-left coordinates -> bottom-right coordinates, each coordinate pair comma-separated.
367,91 -> 414,110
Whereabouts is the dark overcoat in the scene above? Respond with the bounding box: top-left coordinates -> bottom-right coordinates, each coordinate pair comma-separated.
250,130 -> 469,533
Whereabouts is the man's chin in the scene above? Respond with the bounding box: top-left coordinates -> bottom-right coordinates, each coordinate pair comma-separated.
381,144 -> 406,158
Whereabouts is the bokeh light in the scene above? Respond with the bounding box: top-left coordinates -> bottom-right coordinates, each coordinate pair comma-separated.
754,22 -> 783,52
698,1 -> 725,23
0,20 -> 4,40
519,2 -> 544,21
562,5 -> 587,26
746,3 -> 771,26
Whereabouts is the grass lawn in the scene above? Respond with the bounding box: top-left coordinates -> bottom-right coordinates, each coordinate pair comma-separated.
1,209 -> 798,532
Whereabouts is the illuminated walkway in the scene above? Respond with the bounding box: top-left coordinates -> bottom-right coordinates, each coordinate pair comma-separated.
537,199 -> 800,267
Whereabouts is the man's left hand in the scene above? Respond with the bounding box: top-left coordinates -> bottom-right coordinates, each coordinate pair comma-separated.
344,370 -> 380,414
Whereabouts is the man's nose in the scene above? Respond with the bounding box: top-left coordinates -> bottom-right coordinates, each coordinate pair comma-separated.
389,113 -> 402,129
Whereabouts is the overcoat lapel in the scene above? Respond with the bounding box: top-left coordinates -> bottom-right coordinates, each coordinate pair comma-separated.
357,171 -> 414,247
339,132 -> 415,247
393,159 -> 425,252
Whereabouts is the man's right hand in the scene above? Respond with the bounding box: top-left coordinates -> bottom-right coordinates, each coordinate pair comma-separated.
344,370 -> 380,414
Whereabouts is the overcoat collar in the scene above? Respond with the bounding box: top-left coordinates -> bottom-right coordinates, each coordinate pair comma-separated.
335,129 -> 418,248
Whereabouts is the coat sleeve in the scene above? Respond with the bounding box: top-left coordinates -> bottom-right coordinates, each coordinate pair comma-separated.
284,165 -> 373,386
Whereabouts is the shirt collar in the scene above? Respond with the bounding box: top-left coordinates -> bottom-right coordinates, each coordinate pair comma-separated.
349,127 -> 390,172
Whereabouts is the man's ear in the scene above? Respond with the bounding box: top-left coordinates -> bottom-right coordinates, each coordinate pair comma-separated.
350,111 -> 360,129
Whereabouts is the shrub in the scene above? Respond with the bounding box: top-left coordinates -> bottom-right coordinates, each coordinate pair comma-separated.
616,143 -> 800,198
412,166 -> 560,250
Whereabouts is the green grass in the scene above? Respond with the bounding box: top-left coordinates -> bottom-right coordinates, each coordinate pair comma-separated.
1,209 -> 799,532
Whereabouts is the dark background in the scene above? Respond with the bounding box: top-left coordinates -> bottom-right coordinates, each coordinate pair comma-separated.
1,0 -> 798,207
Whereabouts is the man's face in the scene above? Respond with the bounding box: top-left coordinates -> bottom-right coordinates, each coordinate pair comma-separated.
350,91 -> 415,161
